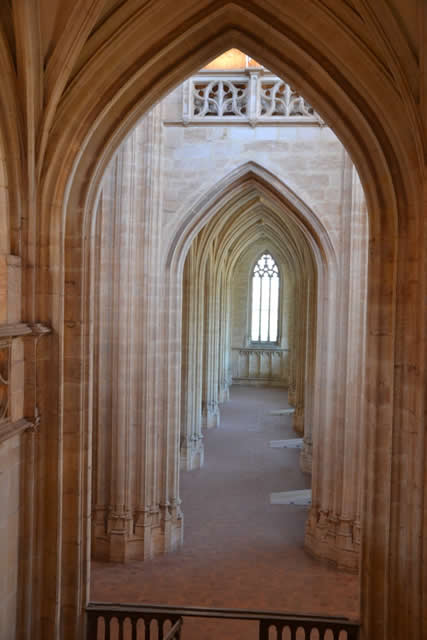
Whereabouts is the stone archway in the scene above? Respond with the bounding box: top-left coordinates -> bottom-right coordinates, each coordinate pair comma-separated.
164,159 -> 366,573
36,4 -> 424,639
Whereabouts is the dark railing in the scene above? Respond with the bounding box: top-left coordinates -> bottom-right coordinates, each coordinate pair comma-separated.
87,602 -> 360,639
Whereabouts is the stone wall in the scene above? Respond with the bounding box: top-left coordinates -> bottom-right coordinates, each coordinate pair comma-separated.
0,434 -> 22,639
0,202 -> 31,637
162,83 -> 346,256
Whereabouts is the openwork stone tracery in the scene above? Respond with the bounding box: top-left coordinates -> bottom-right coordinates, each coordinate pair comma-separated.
184,70 -> 323,125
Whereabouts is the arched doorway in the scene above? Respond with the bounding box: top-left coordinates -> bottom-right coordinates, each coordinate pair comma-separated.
37,5 -> 424,639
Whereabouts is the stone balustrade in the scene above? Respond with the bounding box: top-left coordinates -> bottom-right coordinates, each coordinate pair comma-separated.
231,346 -> 288,386
182,71 -> 324,126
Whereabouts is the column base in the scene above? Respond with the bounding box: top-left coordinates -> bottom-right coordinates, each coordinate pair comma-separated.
92,504 -> 184,563
202,402 -> 220,429
300,437 -> 312,474
287,387 -> 296,406
218,383 -> 230,403
304,507 -> 360,572
180,436 -> 204,471
292,406 -> 304,435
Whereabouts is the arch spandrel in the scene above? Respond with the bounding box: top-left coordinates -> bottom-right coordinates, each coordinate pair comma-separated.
165,161 -> 338,276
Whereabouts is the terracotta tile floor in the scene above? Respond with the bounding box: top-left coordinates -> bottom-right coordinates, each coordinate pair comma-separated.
91,386 -> 360,638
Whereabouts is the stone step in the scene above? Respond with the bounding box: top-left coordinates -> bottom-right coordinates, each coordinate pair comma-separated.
270,489 -> 312,506
269,438 -> 303,449
268,408 -> 295,415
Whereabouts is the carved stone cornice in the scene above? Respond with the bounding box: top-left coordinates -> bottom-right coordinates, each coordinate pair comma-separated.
0,418 -> 36,444
0,322 -> 51,339
0,323 -> 33,338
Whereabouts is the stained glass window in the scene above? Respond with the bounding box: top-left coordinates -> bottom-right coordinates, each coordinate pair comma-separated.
251,253 -> 279,343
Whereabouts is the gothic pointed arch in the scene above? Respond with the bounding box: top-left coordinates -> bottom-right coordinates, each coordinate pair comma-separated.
30,4 -> 425,638
166,161 -> 337,274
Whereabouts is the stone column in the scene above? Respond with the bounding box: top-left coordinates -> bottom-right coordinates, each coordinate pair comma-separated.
92,132 -> 137,562
292,270 -> 308,435
287,286 -> 297,406
180,245 -> 204,470
333,166 -> 367,560
92,105 -> 182,562
218,268 -> 230,403
202,252 -> 220,428
305,157 -> 367,571
300,273 -> 316,473
135,105 -> 183,555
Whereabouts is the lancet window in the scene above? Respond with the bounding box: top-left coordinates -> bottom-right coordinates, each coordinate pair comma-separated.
251,253 -> 280,343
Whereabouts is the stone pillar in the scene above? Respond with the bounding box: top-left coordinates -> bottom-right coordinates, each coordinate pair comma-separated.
93,131 -> 137,562
305,158 -> 367,571
287,276 -> 297,406
136,105 -> 183,557
218,269 -> 231,403
92,106 -> 182,562
300,274 -> 316,474
202,252 -> 220,428
180,246 -> 204,470
292,272 -> 308,435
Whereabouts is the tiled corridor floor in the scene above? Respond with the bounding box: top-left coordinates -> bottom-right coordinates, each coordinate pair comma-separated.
91,386 -> 360,638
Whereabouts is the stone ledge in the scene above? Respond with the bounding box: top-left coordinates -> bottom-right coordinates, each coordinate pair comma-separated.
0,322 -> 51,338
0,418 -> 35,444
0,323 -> 33,338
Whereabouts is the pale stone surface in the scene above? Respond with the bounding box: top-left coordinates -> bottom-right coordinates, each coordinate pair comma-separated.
270,489 -> 312,506
270,439 -> 303,449
0,3 -> 425,639
269,408 -> 295,415
0,434 -> 22,640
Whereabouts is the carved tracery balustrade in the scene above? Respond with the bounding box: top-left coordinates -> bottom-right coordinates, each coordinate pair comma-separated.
183,71 -> 323,125
259,80 -> 316,118
192,79 -> 249,117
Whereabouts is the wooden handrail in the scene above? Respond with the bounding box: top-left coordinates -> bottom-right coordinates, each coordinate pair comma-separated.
86,601 -> 360,639
87,601 -> 358,624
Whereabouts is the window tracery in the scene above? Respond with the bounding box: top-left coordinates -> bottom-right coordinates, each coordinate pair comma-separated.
251,253 -> 280,343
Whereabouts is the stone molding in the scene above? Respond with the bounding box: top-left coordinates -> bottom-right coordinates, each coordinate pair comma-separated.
0,323 -> 33,338
0,322 -> 51,338
0,417 -> 35,444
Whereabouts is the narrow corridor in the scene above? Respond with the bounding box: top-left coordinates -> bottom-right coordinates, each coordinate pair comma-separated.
91,387 -> 359,636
